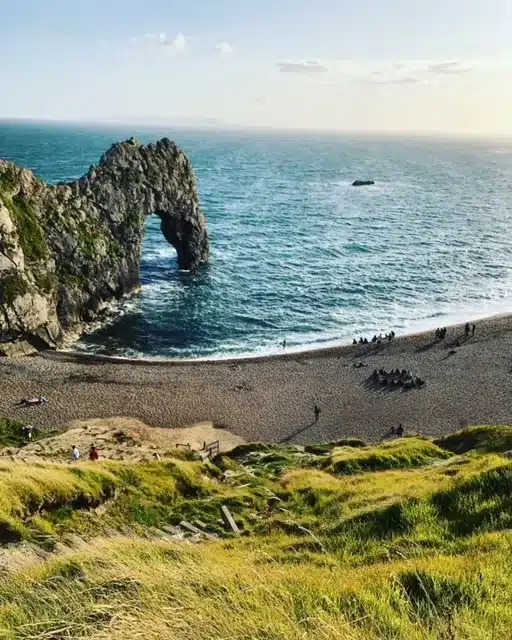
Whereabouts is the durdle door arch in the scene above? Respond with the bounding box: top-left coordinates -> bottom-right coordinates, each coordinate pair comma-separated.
0,138 -> 209,352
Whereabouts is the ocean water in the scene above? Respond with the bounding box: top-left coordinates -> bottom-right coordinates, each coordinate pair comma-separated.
1,120 -> 512,359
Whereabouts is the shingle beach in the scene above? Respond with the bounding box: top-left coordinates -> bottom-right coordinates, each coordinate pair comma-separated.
1,315 -> 512,444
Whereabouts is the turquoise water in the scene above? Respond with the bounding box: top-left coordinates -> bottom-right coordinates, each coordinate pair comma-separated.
2,120 -> 512,359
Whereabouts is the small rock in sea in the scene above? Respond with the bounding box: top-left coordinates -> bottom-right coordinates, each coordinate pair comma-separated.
352,180 -> 375,187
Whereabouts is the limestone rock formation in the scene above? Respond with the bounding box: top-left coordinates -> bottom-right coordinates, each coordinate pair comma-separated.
0,138 -> 209,352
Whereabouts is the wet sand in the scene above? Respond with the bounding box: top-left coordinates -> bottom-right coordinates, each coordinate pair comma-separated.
1,315 -> 512,444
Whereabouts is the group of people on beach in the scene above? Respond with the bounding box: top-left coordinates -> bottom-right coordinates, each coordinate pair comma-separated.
434,327 -> 448,340
465,323 -> 476,338
353,331 -> 396,346
372,368 -> 425,390
435,323 -> 476,342
71,444 -> 99,462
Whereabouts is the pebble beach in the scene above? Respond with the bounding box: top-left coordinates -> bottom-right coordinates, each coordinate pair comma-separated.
1,314 -> 512,444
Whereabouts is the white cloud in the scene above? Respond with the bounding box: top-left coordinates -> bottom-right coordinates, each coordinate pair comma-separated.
143,33 -> 160,42
170,32 -> 186,51
366,75 -> 423,85
216,41 -> 234,54
393,76 -> 422,84
348,59 -> 486,84
134,31 -> 186,51
277,59 -> 328,74
427,61 -> 472,74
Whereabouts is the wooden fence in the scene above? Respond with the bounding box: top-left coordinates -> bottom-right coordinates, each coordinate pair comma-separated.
175,440 -> 219,461
200,440 -> 220,461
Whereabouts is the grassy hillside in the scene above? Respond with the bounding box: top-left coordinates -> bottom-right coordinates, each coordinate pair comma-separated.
0,417 -> 57,448
1,426 -> 512,638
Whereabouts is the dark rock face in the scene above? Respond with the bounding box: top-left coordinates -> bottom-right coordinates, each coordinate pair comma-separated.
0,138 -> 209,350
352,180 -> 375,187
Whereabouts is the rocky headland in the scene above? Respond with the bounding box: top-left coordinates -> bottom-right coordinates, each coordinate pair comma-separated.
0,138 -> 209,354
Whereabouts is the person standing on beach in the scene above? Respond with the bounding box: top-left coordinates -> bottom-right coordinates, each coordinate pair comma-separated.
465,323 -> 470,338
282,339 -> 287,350
314,405 -> 321,422
472,324 -> 476,336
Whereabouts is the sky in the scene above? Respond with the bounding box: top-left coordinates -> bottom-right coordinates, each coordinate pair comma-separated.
0,0 -> 511,135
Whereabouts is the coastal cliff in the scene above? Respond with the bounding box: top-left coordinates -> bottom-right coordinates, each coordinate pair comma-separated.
0,137 -> 209,353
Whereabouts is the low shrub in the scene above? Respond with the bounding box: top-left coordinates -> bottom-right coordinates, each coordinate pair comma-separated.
324,438 -> 451,475
436,425 -> 512,454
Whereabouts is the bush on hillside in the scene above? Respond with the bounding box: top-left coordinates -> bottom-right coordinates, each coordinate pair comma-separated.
323,438 -> 451,475
226,442 -> 302,459
304,439 -> 367,455
432,463 -> 512,535
436,425 -> 512,454
0,417 -> 32,447
0,416 -> 61,448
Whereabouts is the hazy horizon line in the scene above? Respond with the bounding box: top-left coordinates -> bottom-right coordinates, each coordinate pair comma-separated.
1,116 -> 512,143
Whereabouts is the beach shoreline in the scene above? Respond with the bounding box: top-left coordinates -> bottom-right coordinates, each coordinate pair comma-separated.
64,310 -> 512,367
1,313 -> 512,444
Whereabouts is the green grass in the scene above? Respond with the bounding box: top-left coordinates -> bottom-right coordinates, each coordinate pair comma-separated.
0,457 -> 213,544
1,426 -> 512,638
5,194 -> 49,263
437,425 -> 512,454
322,438 -> 452,475
0,165 -> 18,194
1,532 -> 512,639
0,418 -> 53,448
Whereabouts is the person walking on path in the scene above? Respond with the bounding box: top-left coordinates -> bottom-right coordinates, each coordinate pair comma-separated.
72,445 -> 80,462
314,404 -> 321,423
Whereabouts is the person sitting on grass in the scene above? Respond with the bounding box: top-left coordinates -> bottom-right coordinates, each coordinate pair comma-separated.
23,425 -> 34,440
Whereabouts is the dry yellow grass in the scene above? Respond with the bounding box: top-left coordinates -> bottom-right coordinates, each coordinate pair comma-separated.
2,533 -> 512,639
2,429 -> 512,638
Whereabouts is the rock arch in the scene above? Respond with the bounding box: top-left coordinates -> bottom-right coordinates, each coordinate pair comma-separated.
0,137 -> 209,350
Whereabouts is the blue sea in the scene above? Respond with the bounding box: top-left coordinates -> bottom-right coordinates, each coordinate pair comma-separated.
2,120 -> 512,359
